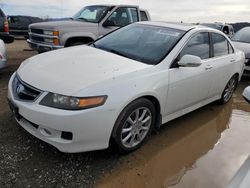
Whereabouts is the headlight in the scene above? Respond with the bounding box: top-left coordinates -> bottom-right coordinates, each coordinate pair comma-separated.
44,38 -> 54,43
40,93 -> 107,110
43,30 -> 53,35
43,30 -> 59,36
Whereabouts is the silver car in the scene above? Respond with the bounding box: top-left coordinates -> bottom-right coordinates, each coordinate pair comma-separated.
231,27 -> 250,76
0,39 -> 7,69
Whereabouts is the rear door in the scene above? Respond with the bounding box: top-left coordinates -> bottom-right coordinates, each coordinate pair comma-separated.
206,32 -> 236,97
166,32 -> 214,115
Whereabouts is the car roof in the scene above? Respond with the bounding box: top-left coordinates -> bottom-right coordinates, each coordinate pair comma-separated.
138,21 -> 203,31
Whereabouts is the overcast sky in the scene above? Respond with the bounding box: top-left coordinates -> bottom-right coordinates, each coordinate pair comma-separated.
0,0 -> 250,23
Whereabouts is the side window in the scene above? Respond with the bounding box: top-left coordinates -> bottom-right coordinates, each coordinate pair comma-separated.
212,33 -> 229,57
107,7 -> 138,27
180,32 -> 210,60
140,11 -> 148,21
19,17 -> 30,23
129,8 -> 139,22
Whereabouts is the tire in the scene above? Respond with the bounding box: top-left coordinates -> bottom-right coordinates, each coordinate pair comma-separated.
219,75 -> 238,104
68,42 -> 85,47
112,98 -> 156,154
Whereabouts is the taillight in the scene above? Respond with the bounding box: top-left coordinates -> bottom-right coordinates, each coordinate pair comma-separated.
4,18 -> 9,32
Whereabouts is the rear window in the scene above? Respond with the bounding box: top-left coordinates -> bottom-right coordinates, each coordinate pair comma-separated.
140,11 -> 148,21
212,33 -> 229,57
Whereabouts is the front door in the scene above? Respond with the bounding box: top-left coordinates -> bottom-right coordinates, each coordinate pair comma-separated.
99,6 -> 139,36
166,32 -> 213,115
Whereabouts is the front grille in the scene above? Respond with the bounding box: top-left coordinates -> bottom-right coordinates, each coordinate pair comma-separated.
31,36 -> 44,42
30,28 -> 43,35
12,75 -> 42,101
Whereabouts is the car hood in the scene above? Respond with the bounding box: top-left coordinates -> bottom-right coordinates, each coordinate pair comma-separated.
30,20 -> 98,30
232,41 -> 250,59
17,46 -> 151,96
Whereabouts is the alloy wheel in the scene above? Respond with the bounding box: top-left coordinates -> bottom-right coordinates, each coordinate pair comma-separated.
121,107 -> 152,148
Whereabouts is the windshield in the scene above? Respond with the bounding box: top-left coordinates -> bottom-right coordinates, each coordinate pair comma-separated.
93,24 -> 185,65
73,6 -> 111,23
232,27 -> 250,43
201,23 -> 223,31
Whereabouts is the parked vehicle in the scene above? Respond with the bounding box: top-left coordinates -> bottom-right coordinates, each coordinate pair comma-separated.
200,23 -> 234,38
0,39 -> 7,69
231,27 -> 250,76
243,87 -> 250,103
0,8 -> 14,43
27,5 -> 151,53
8,16 -> 43,38
8,22 -> 244,153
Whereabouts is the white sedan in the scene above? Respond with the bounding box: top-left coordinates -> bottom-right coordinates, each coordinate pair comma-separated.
8,22 -> 245,153
0,39 -> 7,69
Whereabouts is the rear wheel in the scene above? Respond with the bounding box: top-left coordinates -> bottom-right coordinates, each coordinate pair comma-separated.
219,75 -> 238,104
113,98 -> 156,153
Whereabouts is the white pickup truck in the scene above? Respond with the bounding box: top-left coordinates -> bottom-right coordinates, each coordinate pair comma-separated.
27,5 -> 150,53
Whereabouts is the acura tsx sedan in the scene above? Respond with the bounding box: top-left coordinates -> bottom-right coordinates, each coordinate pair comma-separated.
8,22 -> 245,153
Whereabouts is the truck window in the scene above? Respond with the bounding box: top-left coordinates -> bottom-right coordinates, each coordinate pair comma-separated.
140,11 -> 148,21
107,7 -> 138,27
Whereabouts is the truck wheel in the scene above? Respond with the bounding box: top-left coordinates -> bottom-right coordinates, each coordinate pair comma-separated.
68,42 -> 87,47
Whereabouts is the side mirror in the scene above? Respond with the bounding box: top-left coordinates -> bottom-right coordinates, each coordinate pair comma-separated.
243,86 -> 250,103
178,55 -> 202,67
103,20 -> 116,27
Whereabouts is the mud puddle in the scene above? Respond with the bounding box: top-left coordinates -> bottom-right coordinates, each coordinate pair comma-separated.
97,80 -> 250,188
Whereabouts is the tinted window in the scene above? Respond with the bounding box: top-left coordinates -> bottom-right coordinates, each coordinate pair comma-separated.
94,24 -> 185,65
140,11 -> 148,21
212,33 -> 229,57
19,17 -> 30,23
180,32 -> 210,59
232,27 -> 250,43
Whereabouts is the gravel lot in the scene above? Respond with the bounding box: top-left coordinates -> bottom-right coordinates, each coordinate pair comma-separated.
0,40 -> 250,188
0,40 -> 122,188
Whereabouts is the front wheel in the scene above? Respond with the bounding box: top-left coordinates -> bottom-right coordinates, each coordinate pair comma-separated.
219,75 -> 238,104
113,98 -> 156,153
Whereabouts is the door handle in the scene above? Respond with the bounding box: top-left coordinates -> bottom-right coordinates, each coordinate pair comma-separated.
205,65 -> 213,70
230,59 -> 236,63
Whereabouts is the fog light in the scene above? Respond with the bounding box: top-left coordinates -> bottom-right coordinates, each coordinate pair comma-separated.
53,38 -> 60,45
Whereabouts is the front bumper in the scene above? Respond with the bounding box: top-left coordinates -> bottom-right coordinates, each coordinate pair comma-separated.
7,74 -> 116,153
27,39 -> 63,52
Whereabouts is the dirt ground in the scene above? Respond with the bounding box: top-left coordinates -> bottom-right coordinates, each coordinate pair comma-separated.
0,40 -> 250,188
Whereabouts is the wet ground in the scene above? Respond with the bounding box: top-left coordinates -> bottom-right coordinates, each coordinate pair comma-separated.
0,40 -> 250,188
